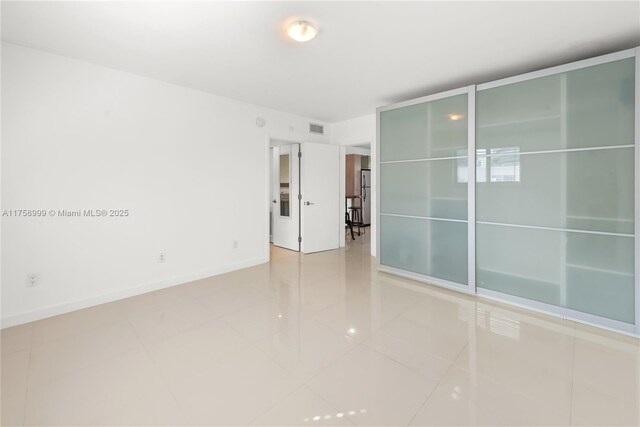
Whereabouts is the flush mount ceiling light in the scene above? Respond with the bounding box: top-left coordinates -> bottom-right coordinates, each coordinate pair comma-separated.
287,21 -> 317,42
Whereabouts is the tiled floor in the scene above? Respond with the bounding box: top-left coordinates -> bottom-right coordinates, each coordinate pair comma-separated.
2,232 -> 639,426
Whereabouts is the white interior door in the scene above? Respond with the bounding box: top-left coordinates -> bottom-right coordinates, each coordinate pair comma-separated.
272,144 -> 300,251
301,142 -> 340,254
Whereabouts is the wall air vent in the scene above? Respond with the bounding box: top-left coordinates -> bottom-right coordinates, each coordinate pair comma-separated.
309,123 -> 324,135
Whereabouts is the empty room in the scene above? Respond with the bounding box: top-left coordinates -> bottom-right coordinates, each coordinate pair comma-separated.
1,1 -> 640,426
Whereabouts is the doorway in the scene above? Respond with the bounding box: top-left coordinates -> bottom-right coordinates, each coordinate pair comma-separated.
268,139 -> 341,255
270,142 -> 301,252
344,149 -> 371,243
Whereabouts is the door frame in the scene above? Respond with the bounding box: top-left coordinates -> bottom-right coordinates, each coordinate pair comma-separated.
339,146 -> 372,248
267,136 -> 363,259
265,135 -> 302,261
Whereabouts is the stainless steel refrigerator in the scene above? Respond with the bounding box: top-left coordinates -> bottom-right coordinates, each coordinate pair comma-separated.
360,169 -> 371,226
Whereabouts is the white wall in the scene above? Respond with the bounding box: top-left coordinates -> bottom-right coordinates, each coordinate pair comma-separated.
331,115 -> 376,147
345,146 -> 371,156
331,114 -> 377,256
1,42 -> 330,327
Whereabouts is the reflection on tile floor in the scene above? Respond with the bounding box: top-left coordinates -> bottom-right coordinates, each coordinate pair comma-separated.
2,232 -> 639,426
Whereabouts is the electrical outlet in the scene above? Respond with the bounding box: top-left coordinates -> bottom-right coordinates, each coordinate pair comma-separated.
28,273 -> 38,287
159,252 -> 166,263
232,240 -> 238,249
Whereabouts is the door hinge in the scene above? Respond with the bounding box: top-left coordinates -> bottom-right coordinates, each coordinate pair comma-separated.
298,236 -> 302,243
298,151 -> 302,158
298,193 -> 302,200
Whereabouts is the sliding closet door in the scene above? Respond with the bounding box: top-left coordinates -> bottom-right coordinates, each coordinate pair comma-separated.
476,57 -> 636,328
378,90 -> 470,289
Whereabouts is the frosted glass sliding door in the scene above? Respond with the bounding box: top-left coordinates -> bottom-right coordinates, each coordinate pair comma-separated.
380,215 -> 468,284
476,147 -> 634,234
379,91 -> 470,288
477,224 -> 634,323
476,57 -> 636,325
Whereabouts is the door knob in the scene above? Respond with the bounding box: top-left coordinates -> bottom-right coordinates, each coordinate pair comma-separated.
272,199 -> 277,203
305,201 -> 315,206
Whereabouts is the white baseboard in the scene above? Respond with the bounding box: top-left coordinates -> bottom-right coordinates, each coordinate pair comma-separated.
1,256 -> 269,329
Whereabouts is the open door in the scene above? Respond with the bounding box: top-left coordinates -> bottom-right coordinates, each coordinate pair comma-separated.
301,142 -> 340,254
272,144 -> 300,251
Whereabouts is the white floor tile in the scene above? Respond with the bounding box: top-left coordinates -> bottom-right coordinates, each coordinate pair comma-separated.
308,345 -> 437,426
250,386 -> 354,426
412,367 -> 570,426
24,349 -> 166,426
573,333 -> 640,406
29,321 -> 142,386
31,302 -> 123,346
145,319 -> 252,384
571,384 -> 640,426
1,323 -> 33,356
5,237 -> 638,426
128,299 -> 214,344
93,387 -> 187,426
169,346 -> 302,425
255,318 -> 358,381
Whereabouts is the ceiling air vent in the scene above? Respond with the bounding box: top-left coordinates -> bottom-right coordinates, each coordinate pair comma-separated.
309,123 -> 324,135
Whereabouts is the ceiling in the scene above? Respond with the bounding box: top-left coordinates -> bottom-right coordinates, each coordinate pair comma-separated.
2,1 -> 639,122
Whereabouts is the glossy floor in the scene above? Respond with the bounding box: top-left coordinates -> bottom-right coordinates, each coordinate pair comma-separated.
2,232 -> 639,426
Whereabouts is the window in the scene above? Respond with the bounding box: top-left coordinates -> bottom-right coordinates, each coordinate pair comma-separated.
489,147 -> 521,182
457,148 -> 520,183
